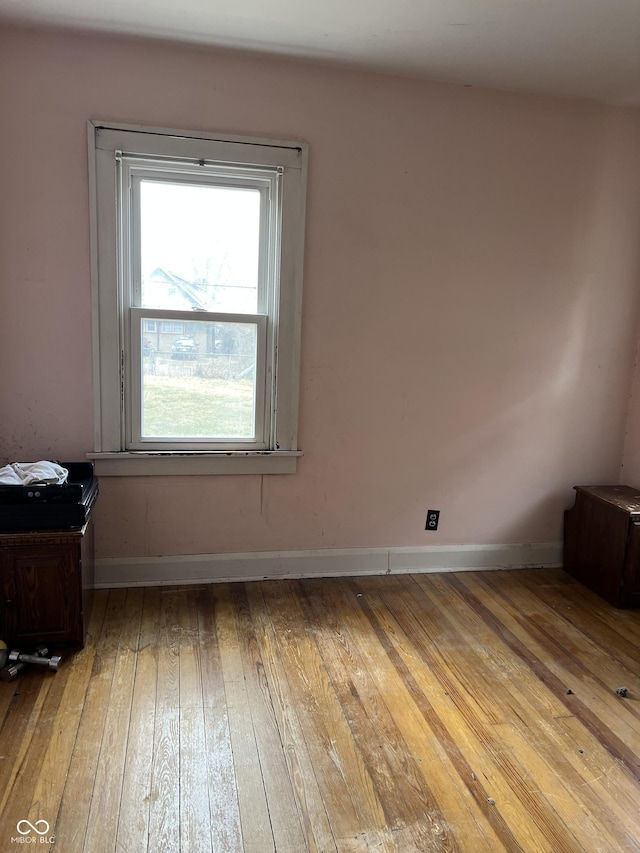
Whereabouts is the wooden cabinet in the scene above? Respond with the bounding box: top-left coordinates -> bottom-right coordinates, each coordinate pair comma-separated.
564,485 -> 640,607
0,521 -> 94,648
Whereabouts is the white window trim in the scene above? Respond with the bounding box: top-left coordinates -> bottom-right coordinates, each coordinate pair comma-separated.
87,120 -> 307,476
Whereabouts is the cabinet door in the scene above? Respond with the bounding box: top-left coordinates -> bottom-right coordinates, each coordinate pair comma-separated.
563,493 -> 628,605
0,544 -> 82,646
621,521 -> 640,606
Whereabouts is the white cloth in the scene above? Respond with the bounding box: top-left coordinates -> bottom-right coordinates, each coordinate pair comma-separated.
0,461 -> 69,486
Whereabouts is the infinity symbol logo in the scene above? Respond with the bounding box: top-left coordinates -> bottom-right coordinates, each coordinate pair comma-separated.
16,820 -> 50,835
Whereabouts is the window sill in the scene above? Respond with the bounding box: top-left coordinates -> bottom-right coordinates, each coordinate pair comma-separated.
87,451 -> 303,476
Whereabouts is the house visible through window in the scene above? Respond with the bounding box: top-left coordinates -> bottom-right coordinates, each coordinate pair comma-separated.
88,122 -> 307,475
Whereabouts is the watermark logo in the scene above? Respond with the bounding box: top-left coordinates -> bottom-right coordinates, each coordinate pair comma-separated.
16,822 -> 49,836
11,819 -> 55,844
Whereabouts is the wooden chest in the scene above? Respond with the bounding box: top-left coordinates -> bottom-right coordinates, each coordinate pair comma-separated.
564,485 -> 640,607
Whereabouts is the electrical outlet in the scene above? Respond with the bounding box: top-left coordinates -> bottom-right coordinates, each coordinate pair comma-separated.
425,510 -> 440,531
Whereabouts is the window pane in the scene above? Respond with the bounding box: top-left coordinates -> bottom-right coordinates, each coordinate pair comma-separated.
141,319 -> 257,440
139,181 -> 260,314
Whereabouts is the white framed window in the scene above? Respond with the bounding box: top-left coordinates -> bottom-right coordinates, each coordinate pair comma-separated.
88,121 -> 307,475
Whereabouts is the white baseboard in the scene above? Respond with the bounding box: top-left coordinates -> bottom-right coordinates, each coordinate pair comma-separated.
94,542 -> 562,588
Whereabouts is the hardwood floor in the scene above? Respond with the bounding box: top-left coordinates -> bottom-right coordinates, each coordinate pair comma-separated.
1,568 -> 640,851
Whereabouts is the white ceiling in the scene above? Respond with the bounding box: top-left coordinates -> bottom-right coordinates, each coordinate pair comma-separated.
1,0 -> 640,106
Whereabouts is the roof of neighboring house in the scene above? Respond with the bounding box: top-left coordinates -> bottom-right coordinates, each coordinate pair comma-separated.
146,267 -> 208,311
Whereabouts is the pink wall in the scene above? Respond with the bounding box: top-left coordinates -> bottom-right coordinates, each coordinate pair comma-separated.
2,26 -> 640,559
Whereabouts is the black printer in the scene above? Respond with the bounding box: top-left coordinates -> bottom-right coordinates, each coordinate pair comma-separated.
0,462 -> 99,532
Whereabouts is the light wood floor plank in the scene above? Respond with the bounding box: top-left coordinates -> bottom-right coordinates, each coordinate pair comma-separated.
2,569 -> 640,852
528,569 -> 640,647
247,582 -> 338,853
334,578 -> 507,853
231,583 -> 308,853
27,590 -> 108,852
178,587 -> 213,853
299,578 -> 458,852
475,570 -> 640,690
0,668 -> 55,838
83,588 -> 144,852
215,584 -> 276,853
195,585 -> 244,853
456,572 -> 640,774
359,574 -> 583,853
49,589 -> 126,851
148,588 -> 181,852
411,573 -> 639,851
116,586 -> 161,853
261,579 -> 395,852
